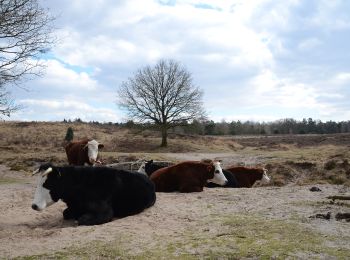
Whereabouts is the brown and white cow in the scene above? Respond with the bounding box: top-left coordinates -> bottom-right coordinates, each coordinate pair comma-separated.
150,161 -> 227,192
65,139 -> 104,166
225,166 -> 270,188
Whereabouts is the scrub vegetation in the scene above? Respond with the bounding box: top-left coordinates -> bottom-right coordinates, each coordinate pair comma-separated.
0,121 -> 349,259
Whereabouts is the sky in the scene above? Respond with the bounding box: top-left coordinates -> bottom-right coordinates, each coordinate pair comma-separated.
7,0 -> 350,122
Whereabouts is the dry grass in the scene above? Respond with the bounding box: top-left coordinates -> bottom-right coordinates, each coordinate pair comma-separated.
0,121 -> 349,186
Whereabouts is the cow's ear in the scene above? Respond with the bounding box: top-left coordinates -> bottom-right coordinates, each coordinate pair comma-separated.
207,165 -> 213,172
98,144 -> 104,149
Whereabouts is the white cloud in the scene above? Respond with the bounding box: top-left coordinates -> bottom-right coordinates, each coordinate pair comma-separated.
51,0 -> 275,71
309,0 -> 350,31
8,0 -> 350,122
249,69 -> 324,109
39,59 -> 98,91
18,98 -> 120,122
210,113 -> 281,123
333,72 -> 350,84
298,38 -> 322,51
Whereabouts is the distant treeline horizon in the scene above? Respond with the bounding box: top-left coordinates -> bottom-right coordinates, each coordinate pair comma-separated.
62,117 -> 350,136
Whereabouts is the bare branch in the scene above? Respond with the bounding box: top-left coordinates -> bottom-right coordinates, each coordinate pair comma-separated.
0,0 -> 55,117
117,59 -> 206,146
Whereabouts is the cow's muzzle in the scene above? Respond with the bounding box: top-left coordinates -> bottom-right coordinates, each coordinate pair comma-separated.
31,204 -> 39,211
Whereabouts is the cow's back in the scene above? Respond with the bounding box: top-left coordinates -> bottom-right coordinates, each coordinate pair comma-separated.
145,162 -> 167,177
226,167 -> 263,188
150,161 -> 210,192
113,170 -> 156,216
59,166 -> 156,217
149,165 -> 180,192
65,139 -> 89,165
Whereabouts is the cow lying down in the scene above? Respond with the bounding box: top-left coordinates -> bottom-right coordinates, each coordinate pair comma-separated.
206,167 -> 270,188
32,163 -> 156,226
225,166 -> 270,188
137,160 -> 171,177
150,161 -> 228,192
206,169 -> 240,188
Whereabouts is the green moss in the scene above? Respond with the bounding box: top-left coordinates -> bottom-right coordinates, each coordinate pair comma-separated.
0,177 -> 20,184
16,240 -> 126,260
215,215 -> 350,259
15,215 -> 350,260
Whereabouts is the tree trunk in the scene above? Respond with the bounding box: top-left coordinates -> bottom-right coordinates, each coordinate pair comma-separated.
161,126 -> 168,147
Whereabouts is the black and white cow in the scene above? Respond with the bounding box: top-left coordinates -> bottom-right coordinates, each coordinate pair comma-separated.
137,160 -> 168,177
32,163 -> 156,226
206,169 -> 239,188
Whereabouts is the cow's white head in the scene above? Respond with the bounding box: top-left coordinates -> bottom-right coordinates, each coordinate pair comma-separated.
31,164 -> 59,211
260,168 -> 271,184
85,140 -> 104,165
207,161 -> 228,186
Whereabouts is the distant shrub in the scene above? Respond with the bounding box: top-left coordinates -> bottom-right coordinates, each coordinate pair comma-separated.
328,174 -> 347,185
64,127 -> 74,142
324,160 -> 337,170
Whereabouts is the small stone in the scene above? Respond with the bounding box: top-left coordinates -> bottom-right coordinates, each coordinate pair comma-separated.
310,186 -> 322,192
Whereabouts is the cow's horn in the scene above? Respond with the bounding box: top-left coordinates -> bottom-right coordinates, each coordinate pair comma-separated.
32,169 -> 40,176
42,167 -> 53,176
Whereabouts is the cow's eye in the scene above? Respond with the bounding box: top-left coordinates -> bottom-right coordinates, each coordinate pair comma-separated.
214,170 -> 220,174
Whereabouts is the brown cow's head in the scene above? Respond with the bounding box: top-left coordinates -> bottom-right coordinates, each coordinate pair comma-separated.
84,140 -> 104,165
207,161 -> 227,186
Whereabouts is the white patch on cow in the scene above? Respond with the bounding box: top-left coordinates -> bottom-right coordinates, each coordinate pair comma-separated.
260,168 -> 271,184
137,161 -> 147,175
86,139 -> 101,164
207,161 -> 228,186
32,175 -> 55,211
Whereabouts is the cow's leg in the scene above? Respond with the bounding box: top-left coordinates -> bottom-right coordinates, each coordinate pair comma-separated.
63,201 -> 83,220
63,207 -> 75,220
78,200 -> 113,226
63,207 -> 83,220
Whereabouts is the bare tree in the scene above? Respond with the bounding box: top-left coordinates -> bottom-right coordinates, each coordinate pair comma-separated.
0,0 -> 55,117
118,59 -> 206,147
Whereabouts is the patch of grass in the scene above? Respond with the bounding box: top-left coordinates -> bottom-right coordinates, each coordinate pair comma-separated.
16,240 -> 126,260
325,160 -> 337,170
15,214 -> 350,259
215,215 -> 350,259
0,177 -> 21,184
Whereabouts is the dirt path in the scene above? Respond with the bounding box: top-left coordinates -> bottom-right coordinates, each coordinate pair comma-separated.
1,165 -> 350,259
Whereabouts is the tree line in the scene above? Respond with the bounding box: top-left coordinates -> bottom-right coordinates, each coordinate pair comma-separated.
177,118 -> 350,135
62,117 -> 350,136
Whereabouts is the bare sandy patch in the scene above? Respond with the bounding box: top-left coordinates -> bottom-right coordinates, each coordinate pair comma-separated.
1,165 -> 350,259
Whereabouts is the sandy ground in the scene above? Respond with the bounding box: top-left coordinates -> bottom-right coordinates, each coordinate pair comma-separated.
1,164 -> 350,259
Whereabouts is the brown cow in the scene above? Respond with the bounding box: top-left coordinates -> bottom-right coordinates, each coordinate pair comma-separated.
150,161 -> 227,192
225,166 -> 270,188
65,139 -> 104,166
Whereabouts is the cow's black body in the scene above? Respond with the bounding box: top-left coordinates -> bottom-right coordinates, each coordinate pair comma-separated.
39,164 -> 156,225
206,169 -> 239,188
145,160 -> 168,177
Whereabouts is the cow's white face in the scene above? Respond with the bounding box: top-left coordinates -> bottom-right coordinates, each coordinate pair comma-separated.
86,140 -> 104,165
260,168 -> 271,184
207,161 -> 228,186
32,168 -> 55,211
137,161 -> 147,175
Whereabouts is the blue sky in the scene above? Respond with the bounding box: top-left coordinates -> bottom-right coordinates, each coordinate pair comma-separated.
8,0 -> 350,122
